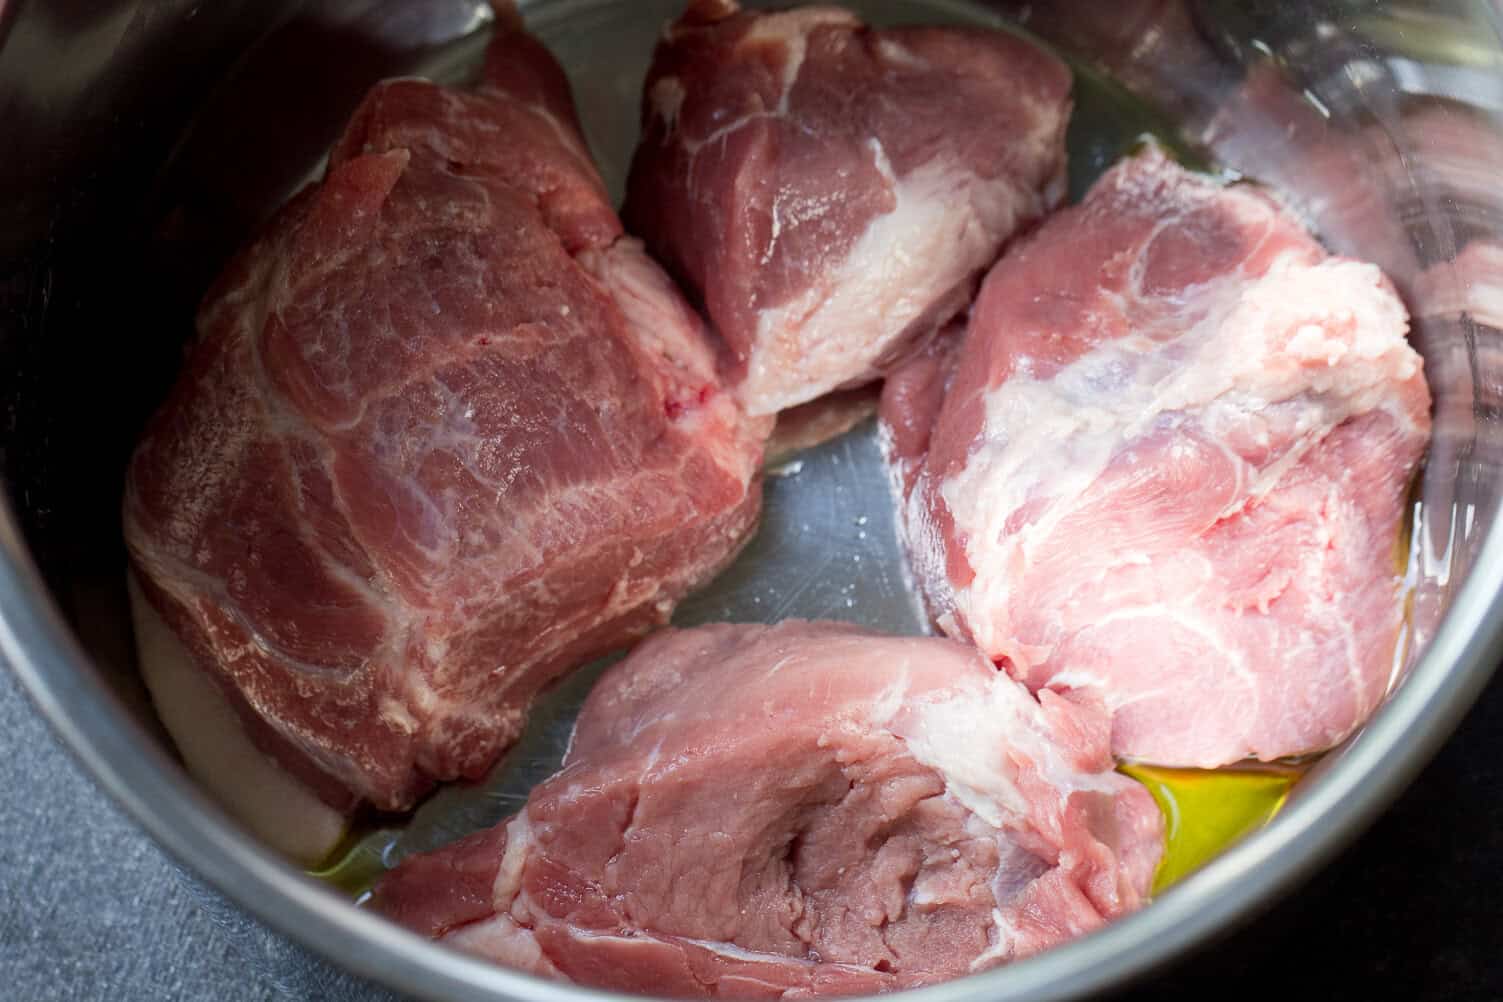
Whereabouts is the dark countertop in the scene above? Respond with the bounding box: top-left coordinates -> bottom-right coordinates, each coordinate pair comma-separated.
2,659 -> 1499,1002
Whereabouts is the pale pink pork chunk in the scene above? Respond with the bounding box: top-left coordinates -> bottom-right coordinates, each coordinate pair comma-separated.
882,147 -> 1432,768
373,621 -> 1162,997
624,0 -> 1072,416
122,14 -> 768,862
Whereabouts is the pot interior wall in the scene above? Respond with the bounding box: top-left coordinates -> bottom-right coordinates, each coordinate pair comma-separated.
0,0 -> 1500,929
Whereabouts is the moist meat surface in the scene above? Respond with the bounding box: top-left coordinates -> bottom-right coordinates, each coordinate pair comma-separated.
123,16 -> 768,821
624,0 -> 1072,416
882,147 -> 1431,767
373,621 -> 1162,997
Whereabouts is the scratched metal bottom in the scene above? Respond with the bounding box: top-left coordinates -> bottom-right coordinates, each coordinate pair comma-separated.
393,421 -> 927,857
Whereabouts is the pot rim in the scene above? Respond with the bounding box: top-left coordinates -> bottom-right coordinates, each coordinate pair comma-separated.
3,474 -> 1501,1002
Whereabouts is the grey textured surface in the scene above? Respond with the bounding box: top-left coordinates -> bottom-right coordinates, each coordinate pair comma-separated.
0,662 -> 389,1002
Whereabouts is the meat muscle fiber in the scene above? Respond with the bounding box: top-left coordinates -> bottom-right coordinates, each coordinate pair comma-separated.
625,0 -> 1072,416
373,621 -> 1163,997
882,146 -> 1432,768
122,10 -> 768,855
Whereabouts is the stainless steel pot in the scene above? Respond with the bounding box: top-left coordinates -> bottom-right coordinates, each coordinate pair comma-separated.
3,2 -> 1502,1000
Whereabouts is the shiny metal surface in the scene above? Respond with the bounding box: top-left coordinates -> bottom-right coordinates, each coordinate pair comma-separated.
2,1 -> 1503,1000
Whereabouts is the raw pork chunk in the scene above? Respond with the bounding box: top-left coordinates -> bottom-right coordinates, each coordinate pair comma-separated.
624,0 -> 1072,416
122,13 -> 767,859
373,621 -> 1162,997
883,147 -> 1431,768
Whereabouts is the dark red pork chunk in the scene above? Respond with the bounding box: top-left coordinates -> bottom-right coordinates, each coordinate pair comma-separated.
123,13 -> 768,862
882,147 -> 1432,768
374,621 -> 1163,997
625,0 -> 1072,416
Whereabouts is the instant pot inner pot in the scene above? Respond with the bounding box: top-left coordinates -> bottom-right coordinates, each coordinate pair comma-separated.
2,1 -> 1501,1000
